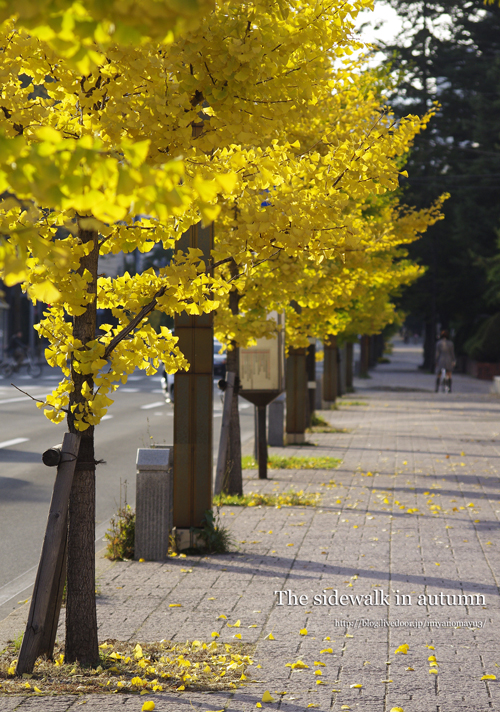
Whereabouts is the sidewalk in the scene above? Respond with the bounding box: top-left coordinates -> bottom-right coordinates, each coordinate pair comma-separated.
2,341 -> 500,711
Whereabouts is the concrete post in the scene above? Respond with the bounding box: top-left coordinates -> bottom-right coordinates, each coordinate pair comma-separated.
268,393 -> 285,446
135,447 -> 173,561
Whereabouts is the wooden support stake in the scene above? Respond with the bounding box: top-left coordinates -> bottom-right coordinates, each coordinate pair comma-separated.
16,432 -> 81,675
214,371 -> 236,496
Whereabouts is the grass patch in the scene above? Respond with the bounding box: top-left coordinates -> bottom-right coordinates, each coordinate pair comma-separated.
338,400 -> 368,406
307,426 -> 352,433
105,505 -> 135,561
214,489 -> 320,507
189,509 -> 234,554
311,413 -> 329,427
0,639 -> 255,695
242,455 -> 341,469
306,416 -> 351,434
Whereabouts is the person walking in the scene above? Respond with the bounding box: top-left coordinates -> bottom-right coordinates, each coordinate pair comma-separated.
435,330 -> 455,393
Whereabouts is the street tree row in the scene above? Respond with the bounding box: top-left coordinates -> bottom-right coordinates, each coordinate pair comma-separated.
0,0 -> 443,666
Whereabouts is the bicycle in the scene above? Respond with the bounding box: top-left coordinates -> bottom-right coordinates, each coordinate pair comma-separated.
0,351 -> 42,378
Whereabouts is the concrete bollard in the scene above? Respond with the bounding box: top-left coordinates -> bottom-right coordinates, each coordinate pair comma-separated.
268,393 -> 285,446
135,446 -> 173,561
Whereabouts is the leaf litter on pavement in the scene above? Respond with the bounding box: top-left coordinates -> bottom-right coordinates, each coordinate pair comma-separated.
0,639 -> 255,695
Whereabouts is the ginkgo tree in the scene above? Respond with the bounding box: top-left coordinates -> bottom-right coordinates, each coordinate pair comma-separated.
2,0 -> 409,667
210,59 -> 446,492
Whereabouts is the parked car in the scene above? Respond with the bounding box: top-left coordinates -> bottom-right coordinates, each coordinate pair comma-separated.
213,339 -> 227,378
161,340 -> 226,401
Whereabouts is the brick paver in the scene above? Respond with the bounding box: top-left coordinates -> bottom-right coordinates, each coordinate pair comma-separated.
1,340 -> 499,711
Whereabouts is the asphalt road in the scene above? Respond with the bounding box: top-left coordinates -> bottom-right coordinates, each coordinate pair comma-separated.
0,368 -> 255,620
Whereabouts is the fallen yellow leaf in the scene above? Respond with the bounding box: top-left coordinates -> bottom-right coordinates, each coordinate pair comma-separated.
289,660 -> 309,669
481,674 -> 497,680
169,603 -> 181,607
394,644 -> 409,655
142,703 -> 155,712
350,683 -> 363,688
299,628 -> 308,635
261,691 -> 275,703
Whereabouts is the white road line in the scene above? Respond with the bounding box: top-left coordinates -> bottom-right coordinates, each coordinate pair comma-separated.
0,437 -> 29,449
0,396 -> 34,405
101,415 -> 113,421
120,388 -> 139,393
0,393 -> 50,405
141,401 -> 165,410
0,520 -> 112,609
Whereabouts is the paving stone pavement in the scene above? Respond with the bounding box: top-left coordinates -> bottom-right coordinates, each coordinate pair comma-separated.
2,340 -> 500,711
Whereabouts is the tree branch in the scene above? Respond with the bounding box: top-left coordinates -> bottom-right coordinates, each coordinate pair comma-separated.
10,383 -> 69,413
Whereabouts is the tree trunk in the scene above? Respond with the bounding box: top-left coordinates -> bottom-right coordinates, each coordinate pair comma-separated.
65,225 -> 99,667
224,280 -> 242,495
305,342 -> 315,428
360,335 -> 370,377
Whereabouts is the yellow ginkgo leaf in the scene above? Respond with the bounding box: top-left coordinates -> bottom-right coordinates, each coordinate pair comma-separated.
350,683 -> 363,688
307,705 -> 319,708
429,669 -> 438,675
320,648 -> 333,653
169,603 -> 181,607
234,633 -> 242,639
142,703 -> 155,712
233,620 -> 241,628
390,707 -> 405,712
218,614 -> 227,619
256,704 -> 262,709
394,644 -> 409,655
211,632 -> 219,638
177,684 -> 185,690
481,674 -> 497,680
261,690 -> 275,702
300,628 -> 308,635
266,632 -> 275,640
288,660 -> 309,669
34,687 -> 42,693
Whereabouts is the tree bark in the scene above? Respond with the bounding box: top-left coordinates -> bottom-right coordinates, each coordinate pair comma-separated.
65,224 -> 99,667
224,285 -> 242,495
